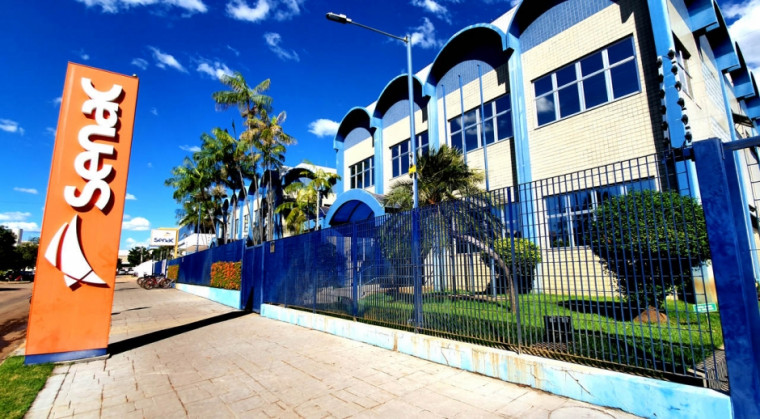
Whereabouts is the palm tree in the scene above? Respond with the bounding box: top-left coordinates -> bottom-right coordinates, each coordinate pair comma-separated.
276,165 -> 341,235
245,109 -> 295,241
212,72 -> 272,119
384,145 -> 484,209
165,155 -> 220,237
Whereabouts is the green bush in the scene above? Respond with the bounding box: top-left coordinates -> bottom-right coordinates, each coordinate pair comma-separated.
481,237 -> 542,294
588,190 -> 710,311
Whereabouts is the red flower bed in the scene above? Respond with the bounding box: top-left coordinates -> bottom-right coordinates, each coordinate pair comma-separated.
210,261 -> 241,290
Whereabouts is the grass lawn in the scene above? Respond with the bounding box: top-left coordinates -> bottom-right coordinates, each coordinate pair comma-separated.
0,356 -> 54,419
315,290 -> 723,379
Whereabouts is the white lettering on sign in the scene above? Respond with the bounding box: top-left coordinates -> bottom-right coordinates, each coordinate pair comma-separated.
63,78 -> 123,211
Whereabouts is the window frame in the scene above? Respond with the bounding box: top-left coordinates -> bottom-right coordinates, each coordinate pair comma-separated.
449,94 -> 513,153
391,131 -> 429,178
349,156 -> 374,189
534,36 -> 641,127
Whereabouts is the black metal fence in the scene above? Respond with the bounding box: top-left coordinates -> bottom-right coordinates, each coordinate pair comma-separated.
261,151 -> 724,388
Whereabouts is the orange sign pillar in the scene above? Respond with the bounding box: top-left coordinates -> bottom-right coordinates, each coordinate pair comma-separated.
25,63 -> 139,364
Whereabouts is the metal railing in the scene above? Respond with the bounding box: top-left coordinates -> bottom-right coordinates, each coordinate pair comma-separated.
262,150 -> 725,388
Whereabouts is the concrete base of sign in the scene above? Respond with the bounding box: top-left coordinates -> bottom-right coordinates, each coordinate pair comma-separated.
25,348 -> 108,365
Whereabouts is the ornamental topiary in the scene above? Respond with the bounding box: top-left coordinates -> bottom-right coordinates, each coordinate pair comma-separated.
481,237 -> 542,294
210,261 -> 242,290
588,190 -> 710,311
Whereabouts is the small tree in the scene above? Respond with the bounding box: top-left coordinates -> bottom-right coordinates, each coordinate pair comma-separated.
481,237 -> 542,294
588,190 -> 710,311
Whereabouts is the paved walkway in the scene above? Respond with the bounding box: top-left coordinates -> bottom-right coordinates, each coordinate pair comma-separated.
25,278 -> 639,418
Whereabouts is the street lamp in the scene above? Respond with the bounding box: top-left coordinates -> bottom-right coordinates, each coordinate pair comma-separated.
326,12 -> 419,210
326,12 -> 423,327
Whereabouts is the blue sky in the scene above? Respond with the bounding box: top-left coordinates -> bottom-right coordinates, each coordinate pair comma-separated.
0,0 -> 757,251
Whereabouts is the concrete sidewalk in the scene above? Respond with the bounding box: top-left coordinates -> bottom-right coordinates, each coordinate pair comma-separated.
25,279 -> 639,418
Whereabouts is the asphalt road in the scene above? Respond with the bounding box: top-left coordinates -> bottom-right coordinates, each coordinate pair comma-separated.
0,281 -> 33,361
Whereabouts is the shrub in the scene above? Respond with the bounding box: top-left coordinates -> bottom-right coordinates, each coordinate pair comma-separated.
167,265 -> 179,280
210,261 -> 241,290
588,190 -> 710,311
481,237 -> 542,294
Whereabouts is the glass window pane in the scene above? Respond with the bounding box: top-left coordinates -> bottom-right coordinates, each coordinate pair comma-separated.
392,145 -> 399,158
608,38 -> 634,64
350,165 -> 355,176
463,109 -> 477,128
548,216 -> 571,248
451,133 -> 463,151
573,214 -> 592,246
610,60 -> 639,98
450,118 -> 461,132
401,140 -> 408,155
465,126 -> 479,150
582,72 -> 608,109
556,65 -> 577,87
392,157 -> 400,178
356,173 -> 362,189
418,132 -> 429,149
536,94 -> 557,126
497,112 -> 513,140
545,196 -> 565,215
495,95 -> 511,113
558,85 -> 581,118
483,119 -> 496,145
482,102 -> 493,120
570,191 -> 593,211
581,52 -> 604,76
534,74 -> 553,96
401,152 -> 409,175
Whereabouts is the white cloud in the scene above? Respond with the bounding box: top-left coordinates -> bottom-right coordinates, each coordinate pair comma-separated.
725,0 -> 760,76
75,0 -> 207,14
79,50 -> 90,61
410,18 -> 440,49
149,47 -> 187,72
0,211 -> 31,222
0,119 -> 25,135
226,0 -> 303,22
13,187 -> 38,195
126,193 -> 137,200
308,119 -> 339,137
179,144 -> 202,152
226,0 -> 270,22
197,61 -> 234,79
0,212 -> 38,232
1,221 -> 39,231
46,127 -> 56,137
151,107 -> 158,116
123,216 -> 151,231
131,58 -> 149,70
411,0 -> 450,23
125,237 -> 150,249
227,45 -> 240,56
264,33 -> 299,62
52,96 -> 62,106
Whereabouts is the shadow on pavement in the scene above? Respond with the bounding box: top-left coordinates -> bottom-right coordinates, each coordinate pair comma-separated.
108,311 -> 249,356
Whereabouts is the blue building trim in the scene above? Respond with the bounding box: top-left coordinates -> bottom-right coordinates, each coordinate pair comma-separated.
513,0 -> 613,52
323,188 -> 385,227
372,74 -> 427,124
731,45 -> 755,100
25,348 -> 107,365
704,5 -> 740,73
335,107 -> 374,194
426,23 -> 507,87
686,0 -> 718,32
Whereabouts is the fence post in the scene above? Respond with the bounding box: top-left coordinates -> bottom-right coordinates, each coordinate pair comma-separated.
351,223 -> 359,317
412,208 -> 423,330
692,138 -> 760,419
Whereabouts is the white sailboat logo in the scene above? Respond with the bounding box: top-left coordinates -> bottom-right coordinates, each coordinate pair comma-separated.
45,214 -> 107,288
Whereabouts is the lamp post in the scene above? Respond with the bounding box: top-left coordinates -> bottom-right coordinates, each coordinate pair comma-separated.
326,12 -> 423,327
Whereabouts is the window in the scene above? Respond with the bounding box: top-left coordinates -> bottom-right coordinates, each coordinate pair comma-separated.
534,37 -> 640,127
544,179 -> 655,248
391,132 -> 429,178
350,157 -> 374,189
450,94 -> 513,152
674,39 -> 692,97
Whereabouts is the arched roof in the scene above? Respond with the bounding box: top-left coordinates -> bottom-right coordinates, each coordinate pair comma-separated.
323,189 -> 385,227
427,24 -> 508,86
334,106 -> 374,152
372,74 -> 426,120
507,0 -> 567,38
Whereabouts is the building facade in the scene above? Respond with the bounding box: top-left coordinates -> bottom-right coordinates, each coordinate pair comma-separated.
326,0 -> 759,227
